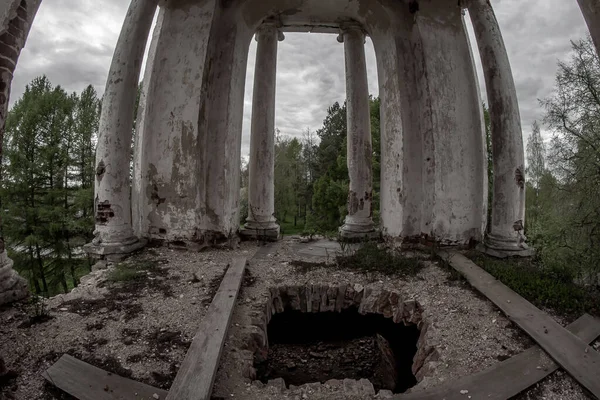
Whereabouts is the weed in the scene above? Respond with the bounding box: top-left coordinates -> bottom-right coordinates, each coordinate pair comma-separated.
437,257 -> 466,282
336,242 -> 422,277
107,260 -> 159,283
19,295 -> 53,328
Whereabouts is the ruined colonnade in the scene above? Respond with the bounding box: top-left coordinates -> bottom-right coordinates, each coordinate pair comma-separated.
2,0 -> 600,303
241,20 -> 377,240
85,0 -> 536,257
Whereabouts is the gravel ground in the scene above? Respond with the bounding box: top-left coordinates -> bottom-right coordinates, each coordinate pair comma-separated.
0,237 -> 597,400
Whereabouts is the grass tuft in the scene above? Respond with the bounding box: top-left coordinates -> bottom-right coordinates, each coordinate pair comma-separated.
108,260 -> 160,283
335,242 -> 423,277
465,251 -> 599,318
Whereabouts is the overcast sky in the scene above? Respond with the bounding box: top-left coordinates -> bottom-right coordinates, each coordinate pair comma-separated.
11,0 -> 590,156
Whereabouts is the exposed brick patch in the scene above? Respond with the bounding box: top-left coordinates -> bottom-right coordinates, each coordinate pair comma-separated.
96,201 -> 115,224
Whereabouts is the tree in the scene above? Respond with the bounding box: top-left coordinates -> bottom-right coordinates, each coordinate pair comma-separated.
306,98 -> 382,233
71,85 -> 99,243
1,77 -> 98,295
525,121 -> 548,237
538,36 -> 600,280
526,121 -> 547,189
3,77 -> 70,293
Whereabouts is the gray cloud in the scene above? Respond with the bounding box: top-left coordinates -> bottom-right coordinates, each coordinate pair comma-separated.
11,0 -> 592,154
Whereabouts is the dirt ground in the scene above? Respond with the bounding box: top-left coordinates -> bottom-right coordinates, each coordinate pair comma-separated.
0,238 -> 597,400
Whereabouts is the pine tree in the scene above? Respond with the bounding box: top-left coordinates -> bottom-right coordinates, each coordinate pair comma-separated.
1,77 -> 95,295
526,121 -> 546,189
525,120 -> 547,238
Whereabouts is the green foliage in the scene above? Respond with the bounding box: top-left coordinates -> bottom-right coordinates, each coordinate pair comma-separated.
26,294 -> 49,321
240,97 -> 381,235
1,77 -> 99,296
308,175 -> 348,232
525,36 -> 600,284
108,260 -> 159,283
306,98 -> 381,232
336,242 -> 422,277
467,252 -> 599,317
278,217 -> 305,236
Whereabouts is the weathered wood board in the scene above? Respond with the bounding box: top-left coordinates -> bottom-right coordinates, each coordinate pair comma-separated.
439,251 -> 600,399
396,313 -> 600,400
165,256 -> 247,400
43,354 -> 168,400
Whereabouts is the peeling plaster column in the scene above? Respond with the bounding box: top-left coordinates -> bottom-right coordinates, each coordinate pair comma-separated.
578,0 -> 600,56
469,0 -> 533,257
242,21 -> 283,239
338,23 -> 377,239
85,0 -> 157,259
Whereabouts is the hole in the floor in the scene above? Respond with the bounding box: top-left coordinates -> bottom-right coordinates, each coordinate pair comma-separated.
254,306 -> 420,393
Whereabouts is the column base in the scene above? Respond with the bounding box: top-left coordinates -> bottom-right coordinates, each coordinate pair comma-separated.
83,238 -> 148,262
339,224 -> 380,241
0,251 -> 29,305
477,233 -> 535,259
240,224 -> 280,241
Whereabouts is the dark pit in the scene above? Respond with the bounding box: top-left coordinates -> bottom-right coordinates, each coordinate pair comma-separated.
255,305 -> 420,394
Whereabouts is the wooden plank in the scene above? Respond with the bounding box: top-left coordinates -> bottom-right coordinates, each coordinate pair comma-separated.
166,257 -> 247,400
43,354 -> 168,400
438,251 -> 600,399
395,313 -> 600,400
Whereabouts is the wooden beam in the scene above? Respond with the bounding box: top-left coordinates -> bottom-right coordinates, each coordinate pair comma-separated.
396,313 -> 600,399
166,257 -> 247,400
438,251 -> 600,399
43,354 -> 168,400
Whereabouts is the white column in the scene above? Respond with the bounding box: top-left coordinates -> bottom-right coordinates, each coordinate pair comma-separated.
338,23 -> 376,239
86,0 -> 157,258
469,0 -> 533,257
578,0 -> 600,56
242,22 -> 283,239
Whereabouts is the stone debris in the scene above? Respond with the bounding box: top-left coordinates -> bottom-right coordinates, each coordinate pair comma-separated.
0,251 -> 28,306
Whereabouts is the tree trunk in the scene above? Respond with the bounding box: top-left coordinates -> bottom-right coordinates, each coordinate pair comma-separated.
28,245 -> 41,294
60,272 -> 67,293
34,244 -> 48,294
70,263 -> 78,288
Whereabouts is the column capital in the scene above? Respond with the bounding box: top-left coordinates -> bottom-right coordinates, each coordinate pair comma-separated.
336,21 -> 366,43
255,19 -> 285,42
